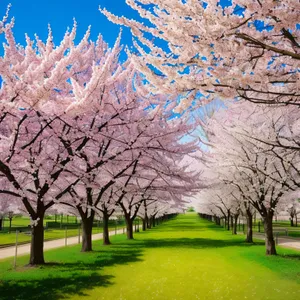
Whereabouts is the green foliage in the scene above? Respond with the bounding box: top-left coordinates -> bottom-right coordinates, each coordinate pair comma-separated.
0,214 -> 300,299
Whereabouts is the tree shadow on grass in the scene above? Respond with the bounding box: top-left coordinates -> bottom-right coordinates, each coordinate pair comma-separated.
0,247 -> 144,300
124,237 -> 265,250
0,273 -> 112,300
278,253 -> 300,260
152,221 -> 229,232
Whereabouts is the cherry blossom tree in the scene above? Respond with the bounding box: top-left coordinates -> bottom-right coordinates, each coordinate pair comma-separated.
53,73 -> 199,247
0,15 -> 136,264
96,186 -> 126,245
199,101 -> 300,254
101,1 -> 299,109
285,198 -> 300,227
112,117 -> 201,239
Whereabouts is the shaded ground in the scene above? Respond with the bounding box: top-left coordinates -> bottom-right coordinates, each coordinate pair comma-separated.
1,214 -> 300,300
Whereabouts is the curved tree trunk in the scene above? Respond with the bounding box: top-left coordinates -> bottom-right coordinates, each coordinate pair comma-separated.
29,216 -> 45,265
81,217 -> 93,252
263,215 -> 277,255
245,210 -> 253,243
102,210 -> 110,245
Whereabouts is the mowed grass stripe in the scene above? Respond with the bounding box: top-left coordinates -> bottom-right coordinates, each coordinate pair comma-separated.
0,213 -> 300,300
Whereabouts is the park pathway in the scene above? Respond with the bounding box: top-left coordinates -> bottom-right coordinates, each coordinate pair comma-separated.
253,233 -> 300,250
2,221 -> 300,261
0,227 -> 133,260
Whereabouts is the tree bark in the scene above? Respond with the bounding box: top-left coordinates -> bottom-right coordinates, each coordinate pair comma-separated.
232,214 -> 238,235
81,217 -> 93,252
147,216 -> 151,229
125,215 -> 134,239
152,216 -> 156,228
29,216 -> 45,265
245,210 -> 253,243
227,211 -> 230,231
263,214 -> 277,255
142,218 -> 147,231
0,218 -> 3,231
290,216 -> 294,227
102,210 -> 110,245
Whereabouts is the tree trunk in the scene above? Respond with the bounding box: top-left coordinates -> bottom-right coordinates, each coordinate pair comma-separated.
81,217 -> 93,252
29,216 -> 45,265
245,210 -> 253,243
102,211 -> 110,245
147,217 -> 152,229
152,216 -> 156,228
290,216 -> 294,227
125,216 -> 134,239
0,218 -> 3,231
296,215 -> 298,227
232,214 -> 238,235
227,212 -> 230,231
263,215 -> 277,255
142,218 -> 146,231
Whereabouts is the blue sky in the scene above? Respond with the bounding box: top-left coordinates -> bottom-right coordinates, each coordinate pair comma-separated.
1,1 -> 232,48
0,0 -> 142,48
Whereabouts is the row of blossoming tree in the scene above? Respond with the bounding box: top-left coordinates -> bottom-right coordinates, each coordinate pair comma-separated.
101,0 -> 299,256
198,101 -> 300,255
0,8 -> 201,265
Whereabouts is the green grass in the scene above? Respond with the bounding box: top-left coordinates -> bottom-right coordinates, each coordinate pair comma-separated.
1,215 -> 79,228
1,213 -> 300,300
2,216 -> 31,227
0,228 -> 81,247
0,224 -> 126,247
234,221 -> 300,237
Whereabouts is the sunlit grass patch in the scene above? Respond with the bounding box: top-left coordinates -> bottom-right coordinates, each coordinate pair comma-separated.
0,213 -> 300,300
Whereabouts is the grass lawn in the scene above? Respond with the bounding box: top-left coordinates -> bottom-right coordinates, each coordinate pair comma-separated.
0,224 -> 126,247
1,215 -> 77,228
1,213 -> 300,300
234,220 -> 300,237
